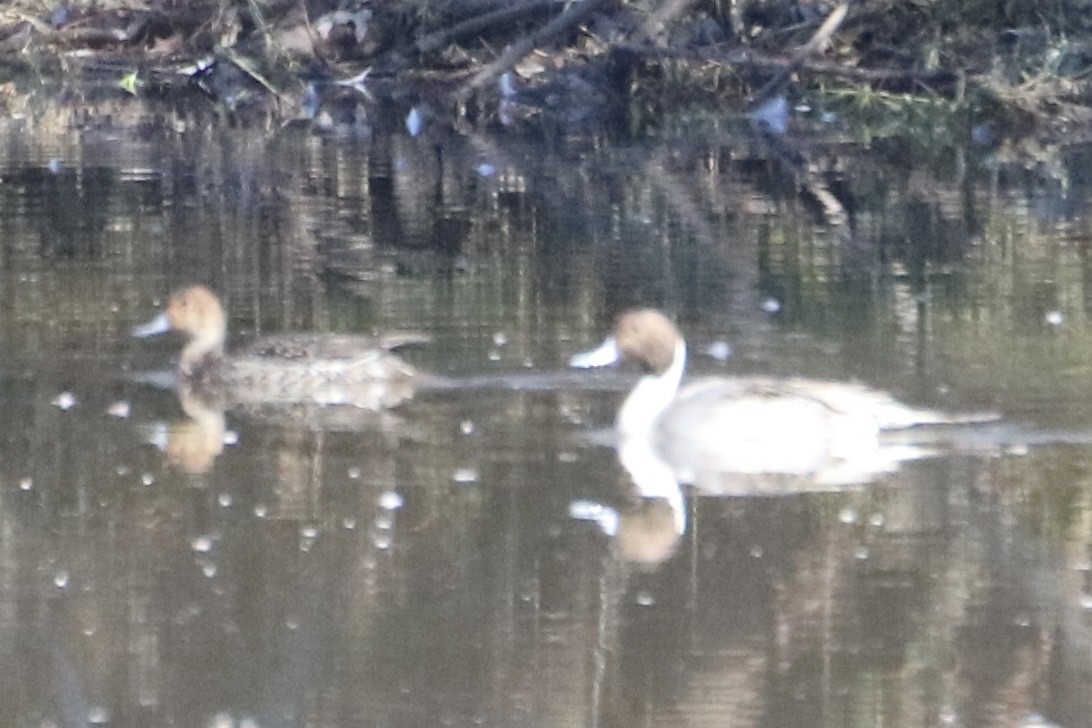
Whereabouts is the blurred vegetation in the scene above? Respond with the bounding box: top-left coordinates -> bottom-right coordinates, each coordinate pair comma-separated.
1,0 -> 1092,141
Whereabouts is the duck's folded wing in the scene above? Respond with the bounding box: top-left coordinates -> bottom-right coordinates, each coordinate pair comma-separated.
776,378 -> 999,429
240,332 -> 430,360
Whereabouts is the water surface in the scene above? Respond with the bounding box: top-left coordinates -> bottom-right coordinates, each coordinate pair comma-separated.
0,92 -> 1089,728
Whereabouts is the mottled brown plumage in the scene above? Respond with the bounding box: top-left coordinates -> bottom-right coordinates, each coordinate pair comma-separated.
134,286 -> 429,410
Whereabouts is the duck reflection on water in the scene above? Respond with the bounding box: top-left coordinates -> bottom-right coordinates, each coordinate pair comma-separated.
139,385 -> 230,475
133,286 -> 430,411
570,482 -> 686,568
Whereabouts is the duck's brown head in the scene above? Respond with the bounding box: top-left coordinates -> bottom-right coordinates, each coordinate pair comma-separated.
569,309 -> 682,376
612,309 -> 680,375
133,286 -> 228,374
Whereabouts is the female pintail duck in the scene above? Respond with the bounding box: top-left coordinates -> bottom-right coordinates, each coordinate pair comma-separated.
570,309 -> 995,488
133,286 -> 429,410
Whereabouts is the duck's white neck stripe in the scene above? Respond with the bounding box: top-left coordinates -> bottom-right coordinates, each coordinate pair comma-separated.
616,339 -> 687,438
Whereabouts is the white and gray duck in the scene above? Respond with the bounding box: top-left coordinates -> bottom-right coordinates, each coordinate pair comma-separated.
570,309 -> 996,493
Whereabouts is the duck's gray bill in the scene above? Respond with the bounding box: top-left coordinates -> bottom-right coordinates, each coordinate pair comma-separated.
569,337 -> 620,368
132,312 -> 171,339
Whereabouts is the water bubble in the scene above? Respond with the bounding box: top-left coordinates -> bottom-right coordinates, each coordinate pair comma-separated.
453,468 -> 479,484
374,513 -> 393,531
373,533 -> 393,550
869,512 -> 885,528
47,158 -> 63,174
477,163 -> 496,177
342,517 -> 357,530
18,477 -> 32,491
141,472 -> 155,486
557,451 -> 578,463
760,297 -> 782,314
635,591 -> 656,607
52,391 -> 77,411
1079,593 -> 1092,610
223,431 -> 239,446
405,106 -> 424,136
706,341 -> 732,362
460,419 -> 476,435
838,507 -> 858,525
207,712 -> 233,728
939,705 -> 959,725
487,349 -> 501,362
854,547 -> 870,560
218,493 -> 232,508
87,706 -> 111,724
492,331 -> 508,346
202,562 -> 217,578
253,504 -> 268,518
1045,310 -> 1064,326
54,570 -> 70,588
347,466 -> 361,479
299,526 -> 319,552
192,536 -> 213,553
106,401 -> 131,419
378,491 -> 403,510
750,545 -> 764,558
115,465 -> 130,476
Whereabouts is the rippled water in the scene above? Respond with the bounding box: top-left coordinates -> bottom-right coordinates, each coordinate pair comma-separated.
0,91 -> 1089,728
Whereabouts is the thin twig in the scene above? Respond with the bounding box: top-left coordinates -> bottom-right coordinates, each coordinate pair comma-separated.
417,0 -> 559,55
611,31 -> 961,91
456,0 -> 614,103
245,0 -> 276,54
222,48 -> 291,103
749,1 -> 848,107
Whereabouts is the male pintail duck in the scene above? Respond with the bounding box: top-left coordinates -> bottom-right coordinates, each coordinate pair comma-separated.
570,309 -> 996,489
133,286 -> 428,410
